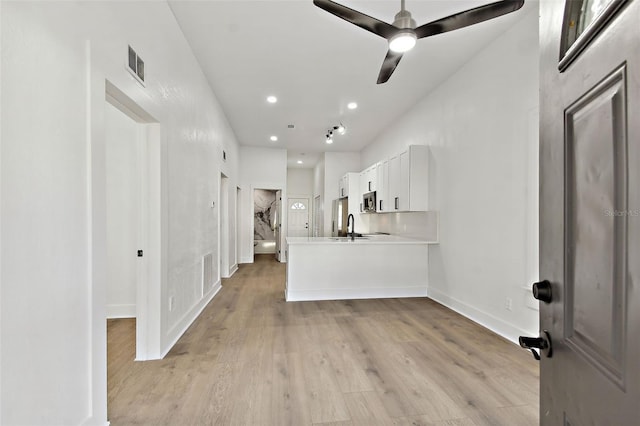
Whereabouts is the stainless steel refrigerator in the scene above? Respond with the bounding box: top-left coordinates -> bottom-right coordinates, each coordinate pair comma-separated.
331,198 -> 349,237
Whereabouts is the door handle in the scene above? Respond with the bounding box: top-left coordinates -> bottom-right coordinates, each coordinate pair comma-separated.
532,280 -> 552,303
519,330 -> 552,360
394,197 -> 399,210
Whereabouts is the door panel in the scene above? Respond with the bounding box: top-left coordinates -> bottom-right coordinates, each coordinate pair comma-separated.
539,0 -> 639,424
288,198 -> 310,238
275,190 -> 282,261
564,65 -> 628,386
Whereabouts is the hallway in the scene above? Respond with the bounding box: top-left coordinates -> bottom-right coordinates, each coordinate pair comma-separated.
107,255 -> 539,425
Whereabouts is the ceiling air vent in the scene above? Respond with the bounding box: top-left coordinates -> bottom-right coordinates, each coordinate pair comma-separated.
287,124 -> 295,129
127,45 -> 145,86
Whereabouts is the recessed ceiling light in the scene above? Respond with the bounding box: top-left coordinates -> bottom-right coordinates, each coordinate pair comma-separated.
267,95 -> 277,103
326,138 -> 334,144
270,135 -> 278,142
297,160 -> 303,164
347,102 -> 358,110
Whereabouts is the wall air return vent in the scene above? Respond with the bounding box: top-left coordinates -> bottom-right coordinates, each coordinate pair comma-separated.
127,45 -> 145,86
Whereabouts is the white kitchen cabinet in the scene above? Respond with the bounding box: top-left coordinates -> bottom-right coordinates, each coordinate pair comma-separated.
286,236 -> 431,301
387,145 -> 428,212
338,174 -> 348,198
362,164 -> 377,193
376,160 -> 389,212
338,172 -> 367,221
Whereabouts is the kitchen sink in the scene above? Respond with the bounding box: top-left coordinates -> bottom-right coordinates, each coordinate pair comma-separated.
328,237 -> 369,241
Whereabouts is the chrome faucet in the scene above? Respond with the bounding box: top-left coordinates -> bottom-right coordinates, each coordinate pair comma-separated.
347,213 -> 355,241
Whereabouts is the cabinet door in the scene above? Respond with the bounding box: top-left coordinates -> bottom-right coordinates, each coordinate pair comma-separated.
376,160 -> 388,212
388,154 -> 401,211
399,150 -> 410,211
339,175 -> 347,198
359,171 -> 367,199
368,165 -> 377,192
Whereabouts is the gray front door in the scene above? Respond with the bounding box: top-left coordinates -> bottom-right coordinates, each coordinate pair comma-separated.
539,0 -> 639,424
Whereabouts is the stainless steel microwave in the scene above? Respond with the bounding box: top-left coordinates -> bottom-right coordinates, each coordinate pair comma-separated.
363,191 -> 377,213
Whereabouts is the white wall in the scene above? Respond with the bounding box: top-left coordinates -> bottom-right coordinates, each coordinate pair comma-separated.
1,2 -> 240,424
361,8 -> 540,343
286,168 -> 314,197
239,146 -> 287,263
105,102 -> 138,319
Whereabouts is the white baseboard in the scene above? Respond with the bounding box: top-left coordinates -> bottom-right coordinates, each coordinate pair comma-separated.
240,256 -> 253,264
81,414 -> 109,426
229,264 -> 239,277
427,287 -> 533,345
286,286 -> 427,302
161,280 -> 222,358
106,304 -> 135,319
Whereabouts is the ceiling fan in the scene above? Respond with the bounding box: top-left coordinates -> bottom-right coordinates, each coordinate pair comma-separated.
313,0 -> 525,84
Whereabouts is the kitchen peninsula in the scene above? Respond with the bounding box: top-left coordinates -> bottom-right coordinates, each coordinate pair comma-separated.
285,235 -> 437,302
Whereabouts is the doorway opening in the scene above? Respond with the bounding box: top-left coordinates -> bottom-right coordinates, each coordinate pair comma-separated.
104,80 -> 161,363
233,186 -> 241,275
253,188 -> 278,257
220,173 -> 230,278
251,187 -> 284,261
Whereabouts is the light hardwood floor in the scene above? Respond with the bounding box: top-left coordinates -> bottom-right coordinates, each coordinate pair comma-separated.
108,254 -> 539,425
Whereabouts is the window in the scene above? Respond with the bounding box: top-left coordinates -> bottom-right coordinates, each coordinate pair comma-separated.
291,202 -> 306,210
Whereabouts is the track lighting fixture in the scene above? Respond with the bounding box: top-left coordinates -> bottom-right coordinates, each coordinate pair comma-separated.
324,123 -> 346,144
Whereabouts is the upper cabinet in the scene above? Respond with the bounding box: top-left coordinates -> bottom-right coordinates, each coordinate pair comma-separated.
387,145 -> 429,212
376,160 -> 389,212
338,174 -> 348,198
360,164 -> 377,193
339,145 -> 429,213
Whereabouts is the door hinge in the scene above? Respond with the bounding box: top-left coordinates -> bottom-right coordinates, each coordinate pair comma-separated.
137,250 -> 144,257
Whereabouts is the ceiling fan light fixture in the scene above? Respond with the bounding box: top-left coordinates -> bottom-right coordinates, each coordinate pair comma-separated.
389,30 -> 417,53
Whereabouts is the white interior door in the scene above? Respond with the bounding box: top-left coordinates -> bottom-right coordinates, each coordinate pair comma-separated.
274,190 -> 282,261
313,195 -> 321,237
537,1 -> 639,424
287,197 -> 310,237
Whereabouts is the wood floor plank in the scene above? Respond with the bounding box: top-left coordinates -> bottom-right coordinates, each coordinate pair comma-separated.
324,341 -> 375,393
334,317 -> 426,418
343,391 -> 395,426
301,350 -> 351,424
107,254 -> 539,425
270,352 -> 314,426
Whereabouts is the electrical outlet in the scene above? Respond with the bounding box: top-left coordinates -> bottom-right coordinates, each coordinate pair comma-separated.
505,297 -> 513,311
169,296 -> 175,312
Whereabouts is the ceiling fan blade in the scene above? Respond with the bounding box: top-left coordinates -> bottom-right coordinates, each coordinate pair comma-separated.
377,50 -> 404,84
414,0 -> 525,39
313,0 -> 397,39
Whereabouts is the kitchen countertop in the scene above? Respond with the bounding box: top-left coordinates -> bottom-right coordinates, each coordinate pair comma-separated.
286,235 -> 438,245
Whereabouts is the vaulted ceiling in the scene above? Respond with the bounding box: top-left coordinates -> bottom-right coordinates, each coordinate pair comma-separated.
168,0 -> 534,168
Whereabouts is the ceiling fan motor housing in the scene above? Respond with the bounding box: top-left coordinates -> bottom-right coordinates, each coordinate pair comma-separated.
393,10 -> 416,29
